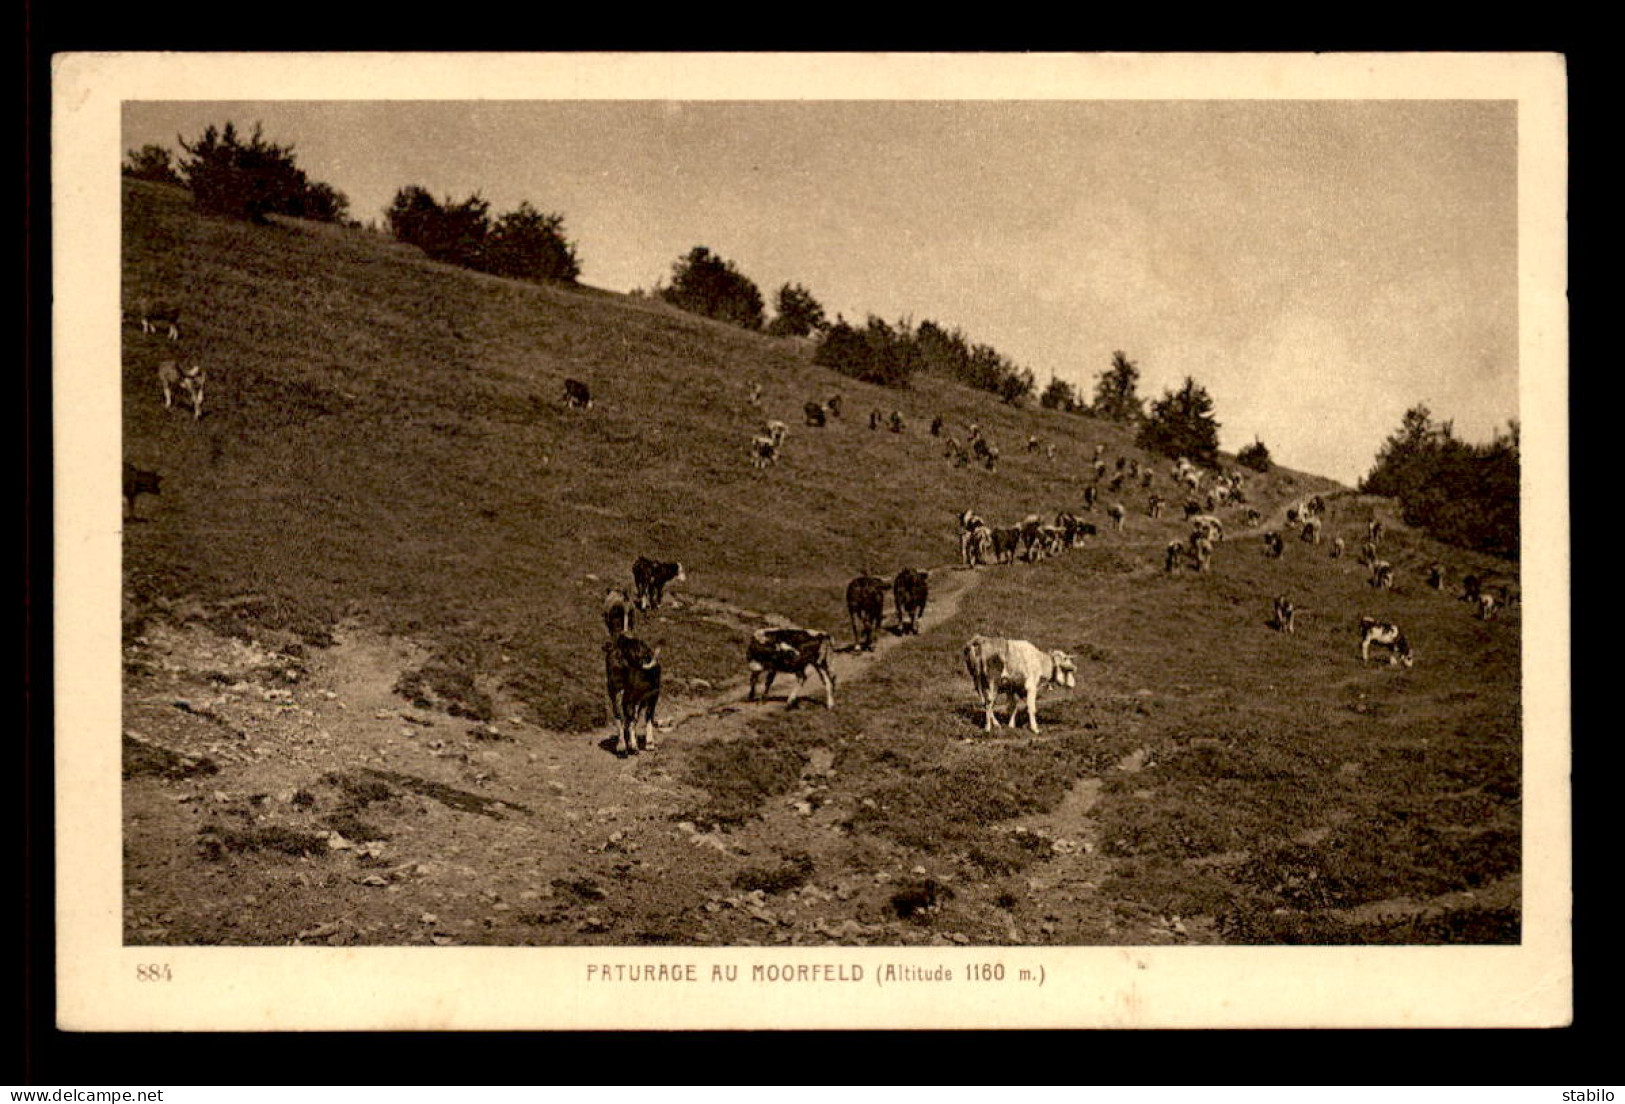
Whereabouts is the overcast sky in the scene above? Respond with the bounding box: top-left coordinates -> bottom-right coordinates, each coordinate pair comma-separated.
124,99 -> 1518,485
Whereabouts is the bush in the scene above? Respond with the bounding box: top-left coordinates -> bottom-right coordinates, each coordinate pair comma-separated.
123,144 -> 183,187
1237,438 -> 1273,472
766,282 -> 828,337
1091,351 -> 1144,423
1137,376 -> 1221,466
660,246 -> 764,330
178,122 -> 350,225
1360,406 -> 1519,559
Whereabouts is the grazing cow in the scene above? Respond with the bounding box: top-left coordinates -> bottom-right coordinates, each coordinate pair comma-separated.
991,526 -> 1023,565
1306,494 -> 1325,517
930,415 -> 944,437
122,461 -> 161,519
1056,512 -> 1086,547
1286,506 -> 1301,526
157,360 -> 206,420
1367,519 -> 1385,544
962,635 -> 1078,735
1082,485 -> 1098,511
1245,508 -> 1263,528
1164,540 -> 1186,573
964,524 -> 994,567
1184,500 -> 1203,520
972,437 -> 999,472
959,510 -> 987,563
1141,470 -> 1155,489
804,401 -> 827,427
563,378 -> 593,409
945,437 -> 970,466
1147,494 -> 1164,519
1263,531 -> 1285,558
140,304 -> 181,340
1189,533 -> 1214,573
1359,618 -> 1414,667
1108,503 -> 1126,533
846,575 -> 891,651
1018,514 -> 1045,561
1427,562 -> 1446,590
1461,574 -> 1483,603
894,568 -> 930,634
1027,436 -> 1041,455
746,628 -> 836,709
1190,514 -> 1225,543
763,420 -> 789,447
632,557 -> 686,610
1331,536 -> 1346,560
1272,595 -> 1296,634
886,411 -> 903,434
604,633 -> 661,756
602,587 -> 636,636
1301,517 -> 1323,544
826,394 -> 842,419
750,435 -> 780,469
1369,560 -> 1395,590
1093,460 -> 1108,482
748,382 -> 763,406
1359,541 -> 1379,566
1109,474 -> 1126,494
1477,592 -> 1498,621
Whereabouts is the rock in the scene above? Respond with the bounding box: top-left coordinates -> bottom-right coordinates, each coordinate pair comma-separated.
360,874 -> 389,888
420,912 -> 438,925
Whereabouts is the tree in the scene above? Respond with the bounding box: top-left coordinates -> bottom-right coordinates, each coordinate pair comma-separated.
812,318 -> 872,378
1237,438 -> 1273,473
482,201 -> 581,284
1040,376 -> 1079,412
385,187 -> 491,269
123,144 -> 182,186
1092,351 -> 1144,423
766,283 -> 828,337
1359,407 -> 1518,559
999,366 -> 1036,406
1137,376 -> 1221,465
660,246 -> 765,330
177,121 -> 345,224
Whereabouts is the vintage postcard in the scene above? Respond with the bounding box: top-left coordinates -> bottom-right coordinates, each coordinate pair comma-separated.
54,52 -> 1569,1030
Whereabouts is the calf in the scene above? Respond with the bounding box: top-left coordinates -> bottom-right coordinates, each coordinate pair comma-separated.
1359,618 -> 1414,667
746,628 -> 836,709
157,360 -> 205,420
1369,560 -> 1395,590
140,304 -> 181,340
122,461 -> 161,519
846,575 -> 891,651
963,635 -> 1077,735
604,633 -> 662,756
991,526 -> 1023,565
1164,540 -> 1186,573
1272,595 -> 1296,634
893,568 -> 930,635
750,434 -> 780,469
602,587 -> 636,636
563,378 -> 593,409
632,557 -> 686,610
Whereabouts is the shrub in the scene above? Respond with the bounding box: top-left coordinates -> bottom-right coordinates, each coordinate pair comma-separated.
1237,438 -> 1273,473
660,246 -> 764,330
178,122 -> 350,225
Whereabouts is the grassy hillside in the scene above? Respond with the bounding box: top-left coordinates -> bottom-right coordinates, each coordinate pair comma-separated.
121,179 -> 1520,946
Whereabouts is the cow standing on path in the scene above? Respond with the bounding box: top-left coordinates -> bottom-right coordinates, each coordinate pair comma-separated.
747,628 -> 836,709
894,568 -> 930,635
632,557 -> 686,610
604,633 -> 661,756
846,575 -> 891,651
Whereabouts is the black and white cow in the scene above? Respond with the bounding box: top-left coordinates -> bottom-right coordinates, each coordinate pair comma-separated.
1272,595 -> 1296,634
1359,618 -> 1413,667
563,378 -> 593,409
632,557 -> 686,610
746,628 -> 836,709
602,587 -> 636,636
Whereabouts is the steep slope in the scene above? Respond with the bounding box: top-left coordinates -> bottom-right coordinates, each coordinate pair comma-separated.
120,180 -> 1520,946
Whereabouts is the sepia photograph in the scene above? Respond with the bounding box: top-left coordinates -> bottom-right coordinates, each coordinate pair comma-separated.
54,52 -> 1569,1031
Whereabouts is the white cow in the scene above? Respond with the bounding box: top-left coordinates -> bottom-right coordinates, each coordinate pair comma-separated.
962,635 -> 1077,734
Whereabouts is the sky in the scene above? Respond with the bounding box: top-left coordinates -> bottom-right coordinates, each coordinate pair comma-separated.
124,99 -> 1519,485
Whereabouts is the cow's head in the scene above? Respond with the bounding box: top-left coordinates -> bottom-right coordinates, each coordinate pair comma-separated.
1050,652 -> 1078,689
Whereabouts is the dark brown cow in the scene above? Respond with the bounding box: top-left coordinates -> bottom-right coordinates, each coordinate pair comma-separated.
804,401 -> 827,427
893,568 -> 930,635
123,461 -> 162,519
604,633 -> 661,756
632,557 -> 686,610
847,575 -> 891,651
563,379 -> 593,409
746,628 -> 836,709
